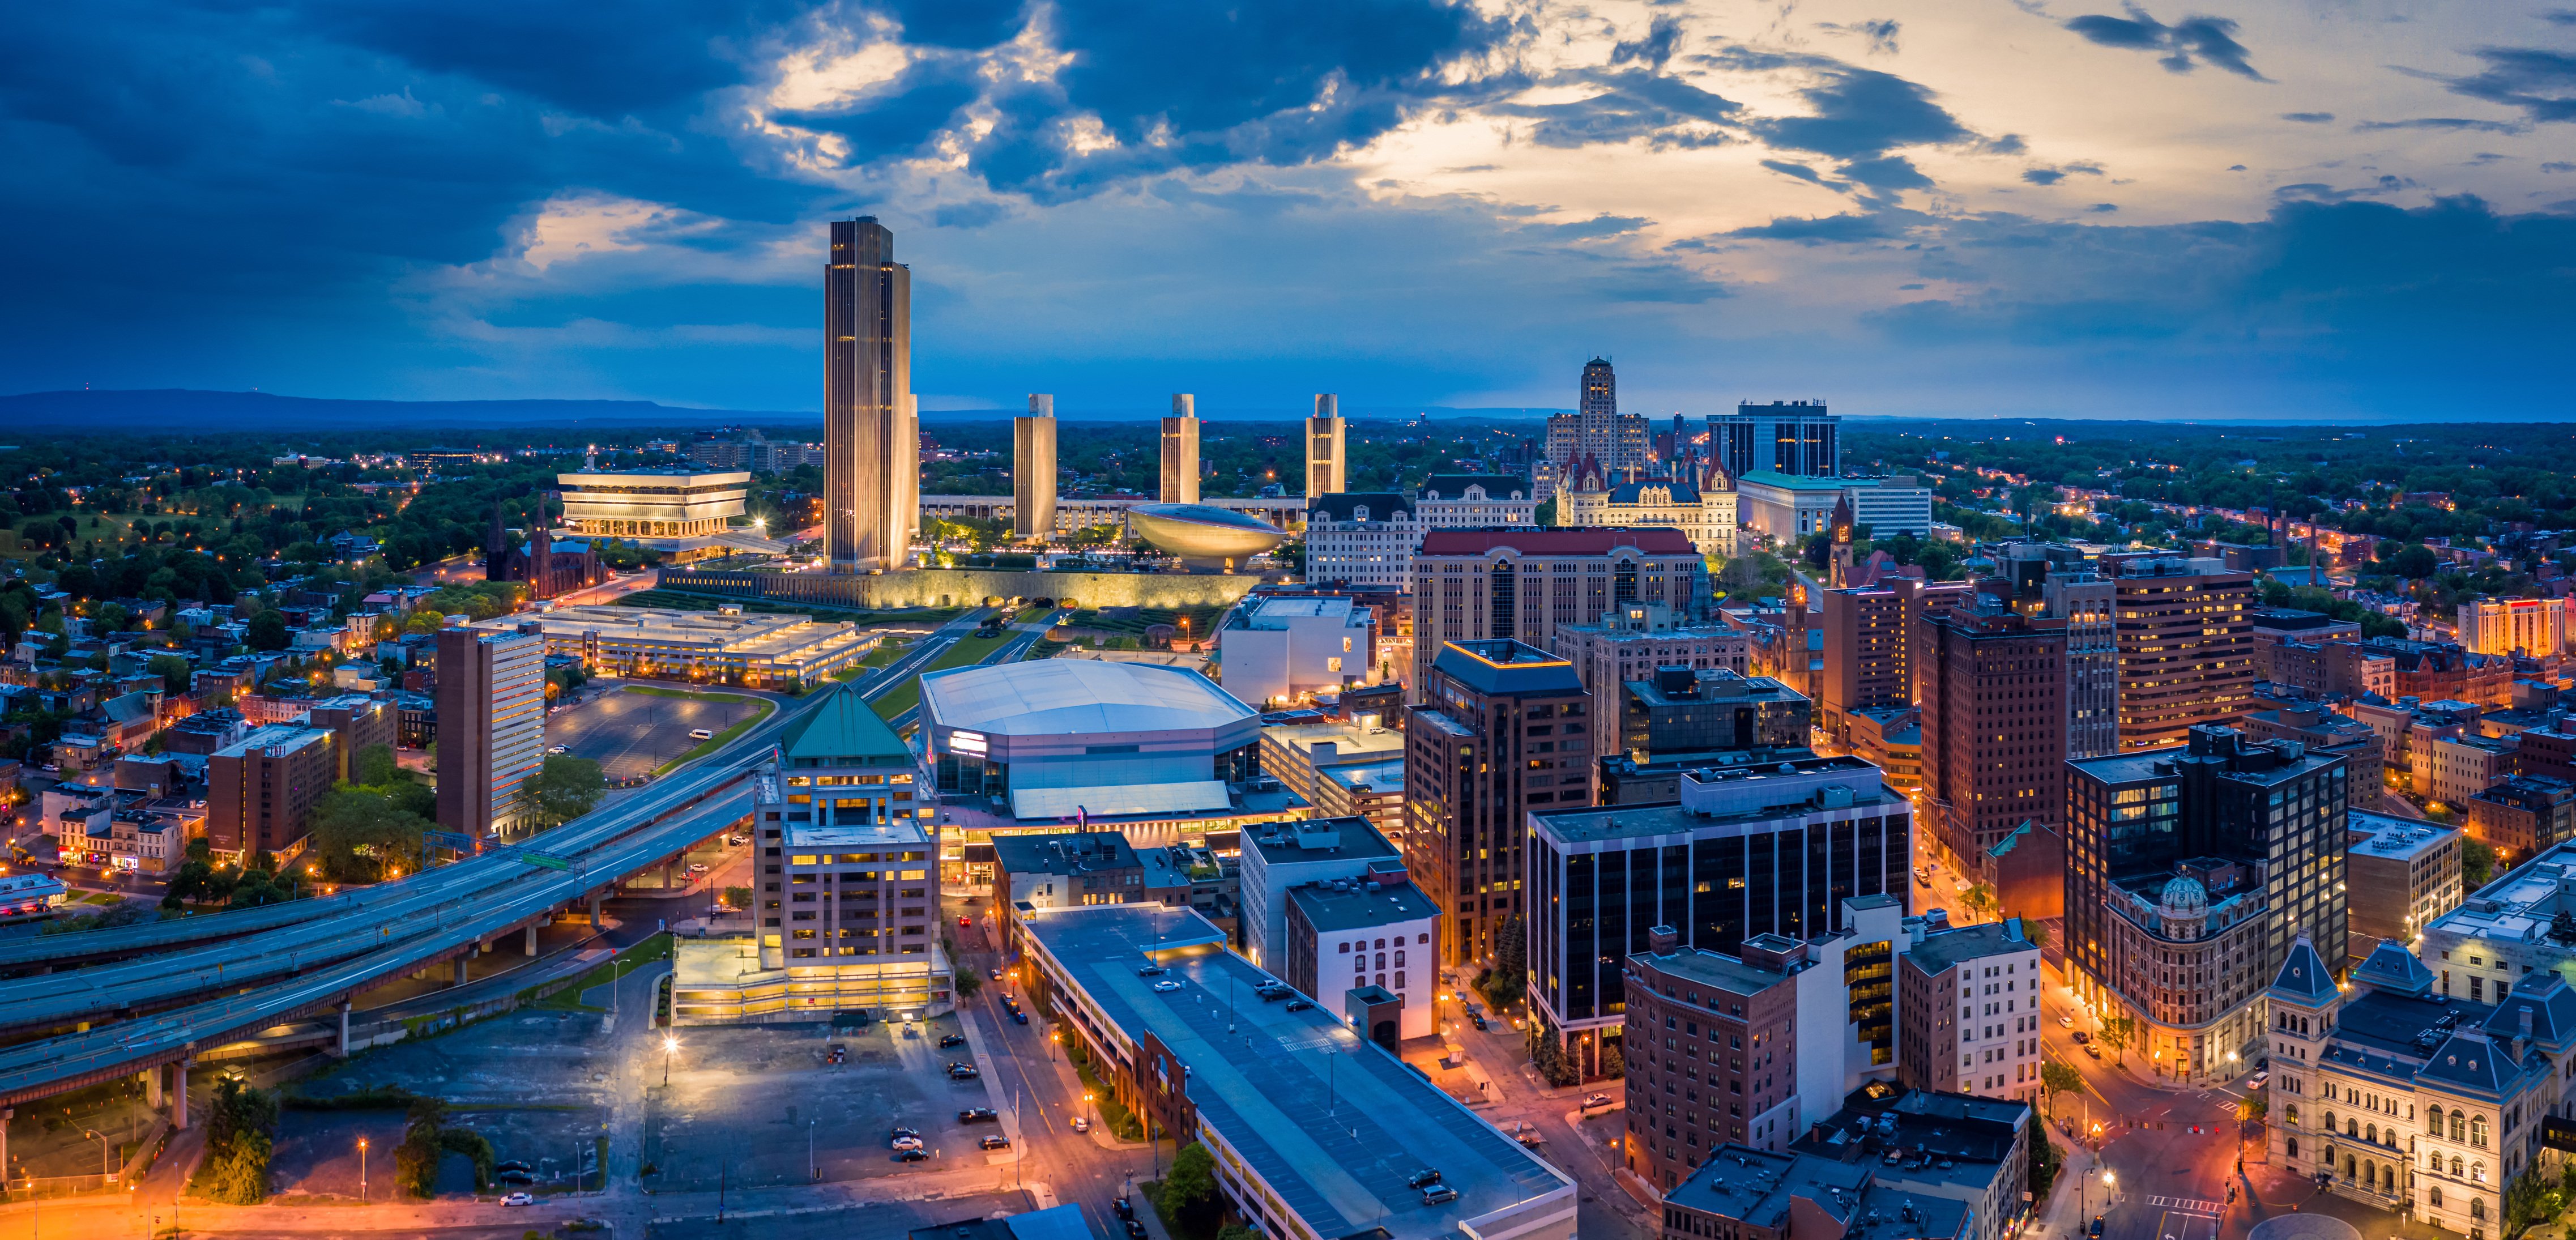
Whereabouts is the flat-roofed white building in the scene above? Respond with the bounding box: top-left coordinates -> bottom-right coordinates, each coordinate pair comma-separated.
1214,595 -> 1378,708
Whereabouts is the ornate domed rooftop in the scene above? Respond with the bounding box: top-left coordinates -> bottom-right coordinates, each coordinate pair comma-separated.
2159,875 -> 2210,915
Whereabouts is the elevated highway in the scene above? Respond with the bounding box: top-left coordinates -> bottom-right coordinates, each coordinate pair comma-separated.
0,608 -> 987,1117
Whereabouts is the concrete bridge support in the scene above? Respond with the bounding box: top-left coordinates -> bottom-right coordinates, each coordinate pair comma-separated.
588,892 -> 603,929
144,1066 -> 162,1107
453,957 -> 469,986
337,1000 -> 353,1057
167,1058 -> 191,1129
1,1107 -> 10,1177
526,923 -> 539,956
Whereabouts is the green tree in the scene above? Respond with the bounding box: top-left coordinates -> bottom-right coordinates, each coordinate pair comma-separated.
722,885 -> 753,912
1598,1038 -> 1626,1079
352,742 -> 404,791
528,754 -> 606,828
1961,884 -> 1998,919
2465,839 -> 2498,889
194,1078 -> 280,1204
1480,914 -> 1527,1011
2022,920 -> 2050,951
394,1097 -> 449,1198
2028,1134 -> 2063,1205
2040,1059 -> 2084,1117
1161,1142 -> 1223,1234
309,783 -> 430,879
2098,1015 -> 2136,1065
2391,544 -> 2441,579
246,610 -> 290,651
227,868 -> 295,908
148,653 -> 194,695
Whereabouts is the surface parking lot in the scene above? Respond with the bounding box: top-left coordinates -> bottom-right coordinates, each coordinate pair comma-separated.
645,1012 -> 1009,1190
546,684 -> 766,782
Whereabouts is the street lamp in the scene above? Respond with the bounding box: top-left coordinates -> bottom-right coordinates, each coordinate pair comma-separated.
358,1137 -> 368,1201
663,1034 -> 679,1086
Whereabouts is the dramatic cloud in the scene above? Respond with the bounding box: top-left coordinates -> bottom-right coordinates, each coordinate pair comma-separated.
2063,6 -> 2267,80
2438,46 -> 2576,124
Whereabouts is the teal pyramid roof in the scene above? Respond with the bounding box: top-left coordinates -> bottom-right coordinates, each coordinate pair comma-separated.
2268,934 -> 2339,1005
779,684 -> 910,764
2351,939 -> 2435,998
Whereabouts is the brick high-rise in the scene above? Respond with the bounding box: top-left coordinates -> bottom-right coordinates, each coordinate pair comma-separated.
1819,578 -> 1968,745
2102,555 -> 2255,750
1409,528 -> 1704,697
1918,599 -> 2067,872
436,626 -> 547,838
1404,639 -> 1592,966
207,725 -> 337,858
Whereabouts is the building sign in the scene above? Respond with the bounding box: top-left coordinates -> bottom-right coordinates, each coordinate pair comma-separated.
952,731 -> 987,755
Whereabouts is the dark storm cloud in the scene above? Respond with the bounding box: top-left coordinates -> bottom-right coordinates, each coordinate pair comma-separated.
288,0 -> 809,117
2062,6 -> 2267,80
1741,62 -> 1971,158
2436,46 -> 2576,124
1611,15 -> 1687,70
1491,71 -> 1741,148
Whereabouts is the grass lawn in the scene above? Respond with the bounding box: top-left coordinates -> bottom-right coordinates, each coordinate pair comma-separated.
533,931 -> 675,1012
634,691 -> 777,775
868,630 -> 1012,720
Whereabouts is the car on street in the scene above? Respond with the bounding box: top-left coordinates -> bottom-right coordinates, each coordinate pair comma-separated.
948,1063 -> 980,1080
502,1193 -> 535,1207
959,915 -> 974,928
960,1107 -> 999,1123
897,1148 -> 929,1162
1469,1013 -> 1489,1030
979,1135 -> 1011,1150
548,744 -> 569,755
1013,1009 -> 1029,1024
688,728 -> 714,740
990,968 -> 1004,981
1125,1222 -> 1150,1240
1151,980 -> 1183,992
1284,999 -> 1312,1012
1114,1198 -> 1135,1221
1071,1117 -> 1091,1133
940,1034 -> 967,1048
2089,1217 -> 2104,1237
1583,1093 -> 1612,1109
2084,1043 -> 2102,1059
2250,1069 -> 2271,1088
2059,1015 -> 2074,1029
688,862 -> 709,873
2071,1030 -> 2089,1043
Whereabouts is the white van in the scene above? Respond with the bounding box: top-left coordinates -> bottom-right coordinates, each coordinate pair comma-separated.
688,728 -> 714,741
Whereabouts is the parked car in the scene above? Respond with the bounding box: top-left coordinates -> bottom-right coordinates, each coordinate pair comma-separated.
1583,1093 -> 1611,1109
959,1107 -> 999,1123
688,728 -> 714,741
502,1193 -> 535,1207
1125,1222 -> 1149,1240
2084,1043 -> 2102,1060
948,1063 -> 980,1080
1071,1117 -> 1091,1134
2059,1015 -> 2074,1029
959,915 -> 974,928
2250,1069 -> 2271,1088
897,1148 -> 930,1162
548,744 -> 569,755
1137,965 -> 1167,977
2071,1031 -> 2089,1043
1151,980 -> 1183,993
1406,1169 -> 1443,1188
1469,1013 -> 1489,1030
1114,1198 -> 1135,1221
990,968 -> 1004,981
1422,1186 -> 1459,1206
1284,999 -> 1312,1012
1256,985 -> 1290,1002
890,1126 -> 922,1139
940,1034 -> 968,1048
891,1137 -> 925,1152
979,1135 -> 1011,1150
1012,1010 -> 1029,1025
2089,1218 -> 2105,1238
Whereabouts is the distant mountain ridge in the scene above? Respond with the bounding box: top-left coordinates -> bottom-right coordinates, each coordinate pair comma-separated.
0,389 -> 817,431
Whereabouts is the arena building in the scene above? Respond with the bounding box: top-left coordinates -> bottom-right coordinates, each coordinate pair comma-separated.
922,659 -> 1263,823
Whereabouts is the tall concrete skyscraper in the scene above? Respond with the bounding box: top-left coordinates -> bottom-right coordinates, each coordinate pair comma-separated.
1538,357 -> 1648,500
1306,394 -> 1345,496
1713,400 -> 1839,479
1160,394 -> 1200,504
824,218 -> 916,573
1015,394 -> 1057,542
436,625 -> 545,838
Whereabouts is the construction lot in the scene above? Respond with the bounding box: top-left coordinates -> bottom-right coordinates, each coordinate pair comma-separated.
644,1011 -> 1012,1191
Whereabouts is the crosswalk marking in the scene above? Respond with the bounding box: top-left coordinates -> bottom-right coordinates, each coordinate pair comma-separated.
2146,1196 -> 2223,1216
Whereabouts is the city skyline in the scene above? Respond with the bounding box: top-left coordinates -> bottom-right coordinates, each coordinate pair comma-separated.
4,3 -> 2574,421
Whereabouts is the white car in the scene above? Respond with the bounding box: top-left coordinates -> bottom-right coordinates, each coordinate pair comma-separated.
1071,1117 -> 1092,1133
2249,1069 -> 2271,1089
2058,1015 -> 2074,1029
1150,980 -> 1183,993
891,1136 -> 926,1151
501,1192 -> 535,1207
